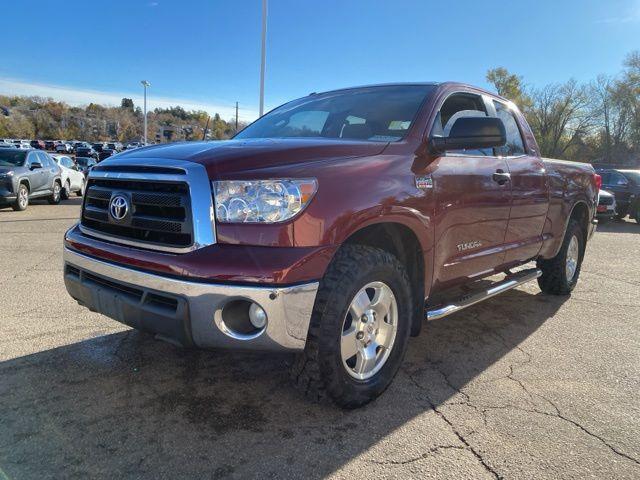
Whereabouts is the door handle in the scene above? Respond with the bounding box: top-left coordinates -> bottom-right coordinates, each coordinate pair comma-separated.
492,169 -> 511,185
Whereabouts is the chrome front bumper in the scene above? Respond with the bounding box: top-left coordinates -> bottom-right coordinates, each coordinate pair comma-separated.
63,248 -> 318,351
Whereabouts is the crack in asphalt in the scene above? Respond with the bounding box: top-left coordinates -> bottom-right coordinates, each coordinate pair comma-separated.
469,312 -> 640,467
403,368 -> 502,479
368,445 -> 467,465
0,250 -> 59,287
582,270 -> 640,288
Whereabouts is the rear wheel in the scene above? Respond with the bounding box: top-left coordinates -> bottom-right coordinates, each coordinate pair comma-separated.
76,179 -> 85,197
615,207 -> 628,220
12,183 -> 29,211
537,219 -> 584,295
48,181 -> 61,205
292,245 -> 412,408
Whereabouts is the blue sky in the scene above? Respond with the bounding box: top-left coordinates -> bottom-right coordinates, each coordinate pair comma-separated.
2,0 -> 639,120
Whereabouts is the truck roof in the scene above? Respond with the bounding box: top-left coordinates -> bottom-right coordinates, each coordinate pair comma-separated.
313,81 -> 507,103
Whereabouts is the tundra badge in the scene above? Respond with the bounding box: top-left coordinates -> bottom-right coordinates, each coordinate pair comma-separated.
457,241 -> 482,252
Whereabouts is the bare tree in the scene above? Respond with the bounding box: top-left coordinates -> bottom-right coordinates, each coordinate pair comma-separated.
527,80 -> 594,158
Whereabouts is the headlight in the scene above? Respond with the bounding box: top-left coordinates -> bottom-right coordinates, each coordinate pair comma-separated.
0,171 -> 14,178
213,179 -> 317,223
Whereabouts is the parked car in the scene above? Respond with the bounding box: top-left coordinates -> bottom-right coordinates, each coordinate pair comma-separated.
30,140 -> 46,150
597,169 -> 640,222
75,146 -> 98,160
63,82 -> 598,407
124,142 -> 142,150
74,156 -> 97,176
56,142 -> 73,153
51,154 -> 86,198
0,142 -> 13,148
0,148 -> 62,211
596,189 -> 616,223
106,142 -> 123,152
73,142 -> 91,153
98,148 -> 117,161
13,140 -> 31,150
44,140 -> 57,151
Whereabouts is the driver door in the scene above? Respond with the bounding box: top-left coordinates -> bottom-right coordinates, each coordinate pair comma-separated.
26,151 -> 46,193
428,92 -> 512,290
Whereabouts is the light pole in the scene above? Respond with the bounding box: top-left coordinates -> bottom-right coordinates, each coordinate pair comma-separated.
141,80 -> 150,144
259,0 -> 267,117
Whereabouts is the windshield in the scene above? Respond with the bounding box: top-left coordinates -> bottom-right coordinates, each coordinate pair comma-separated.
621,171 -> 640,184
0,150 -> 27,167
235,85 -> 435,142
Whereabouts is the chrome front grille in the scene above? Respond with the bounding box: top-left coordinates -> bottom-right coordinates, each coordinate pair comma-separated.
598,195 -> 614,206
82,179 -> 193,248
79,157 -> 216,253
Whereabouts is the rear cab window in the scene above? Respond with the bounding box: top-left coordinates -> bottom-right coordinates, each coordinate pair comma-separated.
492,100 -> 526,157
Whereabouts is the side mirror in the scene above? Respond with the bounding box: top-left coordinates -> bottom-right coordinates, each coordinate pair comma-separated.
30,161 -> 43,170
430,117 -> 506,154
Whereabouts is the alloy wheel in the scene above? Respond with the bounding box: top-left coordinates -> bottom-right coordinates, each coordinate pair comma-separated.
340,281 -> 398,380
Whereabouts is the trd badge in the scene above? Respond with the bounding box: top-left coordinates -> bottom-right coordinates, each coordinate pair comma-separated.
415,175 -> 433,189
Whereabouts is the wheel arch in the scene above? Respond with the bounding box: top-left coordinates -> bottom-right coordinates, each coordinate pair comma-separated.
339,220 -> 428,337
17,177 -> 30,191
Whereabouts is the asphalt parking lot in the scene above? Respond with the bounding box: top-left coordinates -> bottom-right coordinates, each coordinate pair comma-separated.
0,200 -> 638,479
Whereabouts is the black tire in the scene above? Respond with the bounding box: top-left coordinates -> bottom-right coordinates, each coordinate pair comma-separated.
76,179 -> 85,197
12,183 -> 29,211
537,219 -> 584,295
61,180 -> 71,200
48,180 -> 62,205
615,207 -> 627,220
291,245 -> 412,408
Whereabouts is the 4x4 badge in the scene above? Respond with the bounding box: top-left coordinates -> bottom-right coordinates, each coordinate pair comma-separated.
415,175 -> 433,190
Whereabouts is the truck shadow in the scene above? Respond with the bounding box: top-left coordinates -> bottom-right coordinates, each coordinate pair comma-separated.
0,288 -> 565,479
596,218 -> 639,234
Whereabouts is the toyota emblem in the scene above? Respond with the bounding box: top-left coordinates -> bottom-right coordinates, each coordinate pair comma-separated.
109,194 -> 129,221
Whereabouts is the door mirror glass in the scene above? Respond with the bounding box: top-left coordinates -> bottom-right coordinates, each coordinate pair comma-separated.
431,117 -> 506,154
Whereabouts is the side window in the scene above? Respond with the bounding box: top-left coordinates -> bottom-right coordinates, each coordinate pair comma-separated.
431,92 -> 492,156
27,152 -> 38,166
37,152 -> 52,167
610,172 -> 628,186
492,101 -> 526,156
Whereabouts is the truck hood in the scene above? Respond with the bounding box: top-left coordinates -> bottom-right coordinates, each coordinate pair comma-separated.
109,138 -> 388,176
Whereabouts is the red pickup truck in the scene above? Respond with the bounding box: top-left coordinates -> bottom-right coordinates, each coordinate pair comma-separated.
63,82 -> 598,407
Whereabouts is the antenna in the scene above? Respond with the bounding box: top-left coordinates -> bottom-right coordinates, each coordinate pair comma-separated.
202,116 -> 210,141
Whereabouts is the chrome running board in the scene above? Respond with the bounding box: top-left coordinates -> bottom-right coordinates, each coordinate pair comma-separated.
425,268 -> 542,321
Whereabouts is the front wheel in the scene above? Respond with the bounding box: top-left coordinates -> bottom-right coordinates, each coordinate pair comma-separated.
12,184 -> 29,211
76,179 -> 85,197
292,245 -> 412,408
537,219 -> 584,295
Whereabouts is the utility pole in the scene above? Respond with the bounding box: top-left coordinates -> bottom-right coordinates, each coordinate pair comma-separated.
141,80 -> 151,144
259,0 -> 267,117
235,102 -> 239,132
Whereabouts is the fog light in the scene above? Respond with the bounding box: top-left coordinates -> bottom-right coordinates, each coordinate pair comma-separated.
249,303 -> 267,329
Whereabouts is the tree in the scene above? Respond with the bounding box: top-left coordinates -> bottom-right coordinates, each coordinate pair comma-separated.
527,80 -> 594,158
486,67 -> 531,111
121,98 -> 134,110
